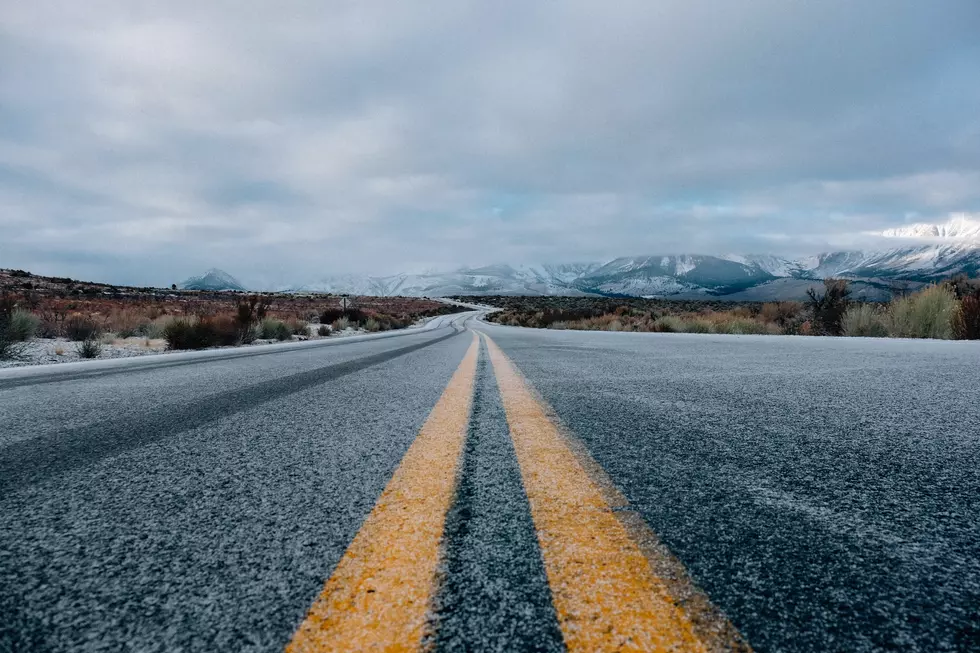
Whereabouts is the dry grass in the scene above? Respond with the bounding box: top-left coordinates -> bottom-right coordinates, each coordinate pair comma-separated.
0,269 -> 466,351
489,300 -> 801,335
476,280 -> 979,340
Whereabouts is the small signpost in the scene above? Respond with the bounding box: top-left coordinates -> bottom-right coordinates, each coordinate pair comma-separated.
340,295 -> 351,314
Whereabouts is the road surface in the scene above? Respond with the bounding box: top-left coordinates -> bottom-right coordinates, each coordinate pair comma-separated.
2,314 -> 978,652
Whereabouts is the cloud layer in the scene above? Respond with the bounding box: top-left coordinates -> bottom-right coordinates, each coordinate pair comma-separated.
2,0 -> 979,284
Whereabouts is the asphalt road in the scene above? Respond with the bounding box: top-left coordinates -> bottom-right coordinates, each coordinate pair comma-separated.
2,315 -> 979,652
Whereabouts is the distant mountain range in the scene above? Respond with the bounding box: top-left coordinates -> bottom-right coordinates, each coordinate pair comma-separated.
180,215 -> 980,300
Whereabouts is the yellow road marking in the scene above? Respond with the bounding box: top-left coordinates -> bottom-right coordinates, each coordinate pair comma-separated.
482,332 -> 724,652
287,333 -> 479,653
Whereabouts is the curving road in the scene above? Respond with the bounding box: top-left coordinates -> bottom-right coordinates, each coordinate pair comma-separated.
2,314 -> 978,652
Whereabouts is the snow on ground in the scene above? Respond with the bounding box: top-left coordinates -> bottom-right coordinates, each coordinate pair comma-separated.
0,327 -> 368,369
0,337 -> 168,368
0,313 -> 450,370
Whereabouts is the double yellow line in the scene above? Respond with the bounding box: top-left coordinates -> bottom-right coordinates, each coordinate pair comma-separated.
287,331 -> 749,652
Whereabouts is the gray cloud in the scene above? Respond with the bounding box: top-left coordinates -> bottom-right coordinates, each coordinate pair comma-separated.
1,0 -> 978,284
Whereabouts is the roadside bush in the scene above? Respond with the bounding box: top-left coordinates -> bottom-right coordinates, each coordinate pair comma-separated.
345,308 -> 368,324
163,315 -> 241,350
652,316 -> 684,333
259,318 -> 292,341
139,316 -> 170,339
235,297 -> 260,343
373,313 -> 410,331
887,284 -> 958,339
286,318 -> 309,336
0,295 -> 22,360
364,317 -> 381,332
0,334 -> 18,360
760,301 -> 803,327
199,315 -> 241,347
331,317 -> 351,331
682,319 -> 714,334
163,318 -> 200,350
7,310 -> 40,342
842,304 -> 889,337
76,337 -> 103,359
65,314 -> 100,341
806,279 -> 852,335
319,308 -> 346,324
239,326 -> 257,345
106,308 -> 146,338
716,318 -> 774,335
947,274 -> 980,301
953,295 -> 980,340
317,324 -> 331,336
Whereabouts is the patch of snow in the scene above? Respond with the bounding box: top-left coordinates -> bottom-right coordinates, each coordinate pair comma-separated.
0,337 -> 167,368
0,326 -> 384,370
674,255 -> 697,276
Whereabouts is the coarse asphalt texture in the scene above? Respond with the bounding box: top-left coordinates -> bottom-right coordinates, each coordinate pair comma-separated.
2,312 -> 979,652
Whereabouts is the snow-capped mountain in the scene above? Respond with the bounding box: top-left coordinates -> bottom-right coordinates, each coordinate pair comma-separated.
287,264 -> 603,297
179,268 -> 245,291
571,255 -> 778,296
880,213 -> 980,241
186,216 -> 980,300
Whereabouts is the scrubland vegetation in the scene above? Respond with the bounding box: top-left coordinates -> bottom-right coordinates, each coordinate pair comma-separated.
461,274 -> 980,340
0,269 -> 463,361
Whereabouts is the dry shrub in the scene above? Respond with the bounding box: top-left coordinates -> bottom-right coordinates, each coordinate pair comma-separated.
806,279 -> 852,335
760,301 -> 803,325
201,315 -> 241,346
842,304 -> 889,337
106,308 -> 148,337
76,338 -> 103,359
887,284 -> 958,339
65,314 -> 100,341
319,308 -> 346,324
163,317 -> 198,350
235,297 -> 262,343
0,295 -> 21,359
38,311 -> 67,338
715,318 -> 776,335
683,319 -> 714,334
730,306 -> 754,319
7,310 -> 39,342
141,315 -> 172,339
259,318 -> 292,341
164,315 -> 240,350
953,295 -> 980,340
285,318 -> 309,336
653,316 -> 684,332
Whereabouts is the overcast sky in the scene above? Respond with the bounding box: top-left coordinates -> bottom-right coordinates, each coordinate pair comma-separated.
2,1 -> 979,285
